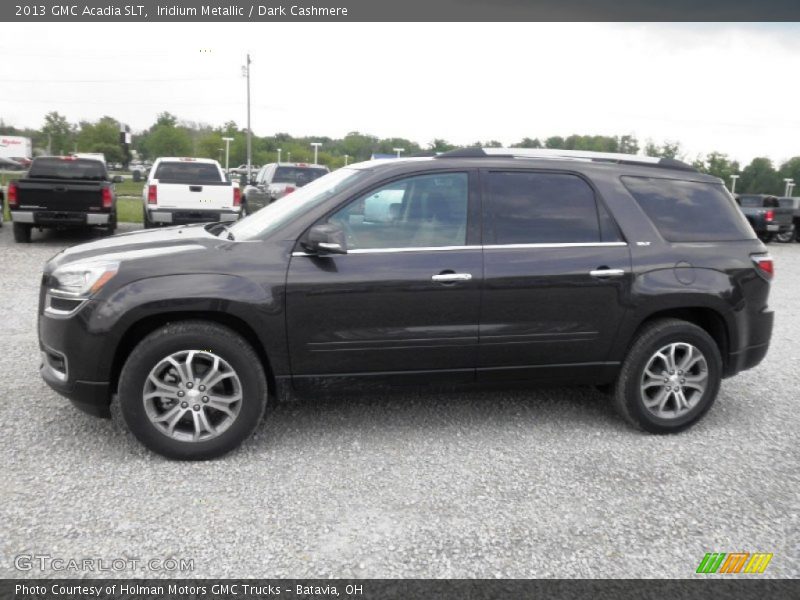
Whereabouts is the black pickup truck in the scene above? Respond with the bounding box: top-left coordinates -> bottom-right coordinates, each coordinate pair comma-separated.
8,156 -> 122,243
735,194 -> 794,243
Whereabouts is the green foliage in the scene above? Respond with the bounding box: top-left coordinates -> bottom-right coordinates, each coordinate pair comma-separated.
739,157 -> 782,195
76,116 -> 124,163
644,140 -> 682,159
144,124 -> 193,158
693,152 -> 740,184
41,111 -> 75,155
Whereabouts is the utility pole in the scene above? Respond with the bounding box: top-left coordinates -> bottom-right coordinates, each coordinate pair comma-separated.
222,137 -> 233,172
243,54 -> 252,183
729,174 -> 739,195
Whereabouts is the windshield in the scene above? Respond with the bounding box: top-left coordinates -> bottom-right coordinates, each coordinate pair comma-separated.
229,168 -> 367,241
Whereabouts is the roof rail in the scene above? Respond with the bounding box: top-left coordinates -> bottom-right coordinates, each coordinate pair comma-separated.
436,147 -> 696,171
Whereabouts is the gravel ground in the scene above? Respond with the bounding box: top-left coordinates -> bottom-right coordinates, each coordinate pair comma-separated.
0,223 -> 797,579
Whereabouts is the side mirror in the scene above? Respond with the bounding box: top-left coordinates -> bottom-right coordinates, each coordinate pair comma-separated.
303,223 -> 347,255
112,175 -> 123,183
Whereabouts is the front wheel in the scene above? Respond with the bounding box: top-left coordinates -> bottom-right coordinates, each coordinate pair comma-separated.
118,321 -> 268,460
613,319 -> 722,434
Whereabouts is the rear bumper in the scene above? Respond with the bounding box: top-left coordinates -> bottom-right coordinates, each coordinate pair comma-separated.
725,309 -> 774,377
147,207 -> 240,225
12,210 -> 110,226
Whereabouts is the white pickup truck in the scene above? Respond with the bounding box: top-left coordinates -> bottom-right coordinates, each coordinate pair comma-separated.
143,157 -> 241,227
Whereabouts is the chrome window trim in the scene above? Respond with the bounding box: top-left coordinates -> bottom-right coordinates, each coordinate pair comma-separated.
291,241 -> 627,257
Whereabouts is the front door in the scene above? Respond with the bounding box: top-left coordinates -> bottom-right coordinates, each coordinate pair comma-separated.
478,169 -> 632,382
286,170 -> 482,383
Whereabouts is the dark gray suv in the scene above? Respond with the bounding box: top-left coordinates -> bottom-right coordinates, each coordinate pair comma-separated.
38,148 -> 773,459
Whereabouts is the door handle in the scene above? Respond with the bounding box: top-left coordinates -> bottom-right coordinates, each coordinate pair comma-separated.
589,268 -> 625,278
432,273 -> 472,283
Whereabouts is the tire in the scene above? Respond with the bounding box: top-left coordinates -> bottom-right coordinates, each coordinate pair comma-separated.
13,222 -> 31,243
775,229 -> 794,243
142,207 -> 154,229
118,321 -> 268,460
612,318 -> 722,434
106,211 -> 117,235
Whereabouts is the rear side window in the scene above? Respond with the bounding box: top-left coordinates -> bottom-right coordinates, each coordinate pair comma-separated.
154,161 -> 222,183
623,177 -> 755,242
485,172 -> 601,244
28,158 -> 107,180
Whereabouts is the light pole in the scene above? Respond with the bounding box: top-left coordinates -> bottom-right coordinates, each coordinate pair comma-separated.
789,182 -> 796,197
393,147 -> 404,158
242,54 -> 252,183
344,154 -> 349,166
784,178 -> 794,197
277,148 -> 282,163
311,142 -> 322,165
222,137 -> 233,172
218,148 -> 224,162
287,151 -> 291,163
729,174 -> 739,195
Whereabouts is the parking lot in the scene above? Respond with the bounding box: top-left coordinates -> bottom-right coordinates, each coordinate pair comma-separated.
0,222 -> 797,579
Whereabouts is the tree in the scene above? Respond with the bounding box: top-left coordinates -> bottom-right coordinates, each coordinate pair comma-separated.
693,152 -> 740,184
516,137 -> 543,148
145,124 -> 192,157
41,111 -> 75,155
428,139 -> 455,153
778,157 -> 800,195
644,140 -> 682,159
739,157 -> 781,194
76,116 -> 124,163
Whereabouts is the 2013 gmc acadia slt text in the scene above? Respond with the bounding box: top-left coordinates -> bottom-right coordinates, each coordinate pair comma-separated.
38,148 -> 774,459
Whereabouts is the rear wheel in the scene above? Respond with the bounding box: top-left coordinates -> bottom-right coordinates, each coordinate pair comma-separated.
775,228 -> 794,243
142,207 -> 154,229
613,319 -> 721,434
118,321 -> 268,460
13,222 -> 31,243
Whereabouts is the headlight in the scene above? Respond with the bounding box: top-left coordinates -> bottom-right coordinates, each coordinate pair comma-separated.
50,260 -> 120,298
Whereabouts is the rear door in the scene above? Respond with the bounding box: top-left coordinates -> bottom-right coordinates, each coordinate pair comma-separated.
153,160 -> 234,210
478,169 -> 632,382
286,170 -> 482,383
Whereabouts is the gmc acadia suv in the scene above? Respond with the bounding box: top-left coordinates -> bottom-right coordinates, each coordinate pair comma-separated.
38,148 -> 774,459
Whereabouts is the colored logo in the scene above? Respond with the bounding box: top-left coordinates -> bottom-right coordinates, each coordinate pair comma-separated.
696,552 -> 773,574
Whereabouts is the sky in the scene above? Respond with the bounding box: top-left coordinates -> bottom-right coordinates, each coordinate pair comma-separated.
1,22 -> 799,165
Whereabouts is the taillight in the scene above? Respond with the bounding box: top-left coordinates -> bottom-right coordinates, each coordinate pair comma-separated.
7,181 -> 18,207
752,254 -> 774,279
233,187 -> 241,207
765,209 -> 774,222
147,185 -> 157,204
101,187 -> 113,209
284,186 -> 295,195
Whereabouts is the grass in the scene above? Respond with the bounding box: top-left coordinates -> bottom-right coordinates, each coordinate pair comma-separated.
117,198 -> 143,223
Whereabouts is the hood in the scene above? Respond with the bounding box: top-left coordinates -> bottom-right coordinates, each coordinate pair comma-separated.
47,224 -> 218,270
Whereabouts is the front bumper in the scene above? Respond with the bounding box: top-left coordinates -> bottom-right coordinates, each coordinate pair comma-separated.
147,208 -> 240,225
12,210 -> 110,226
39,304 -> 113,418
40,349 -> 111,418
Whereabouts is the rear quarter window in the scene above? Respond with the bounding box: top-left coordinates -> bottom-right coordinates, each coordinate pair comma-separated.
622,176 -> 755,242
